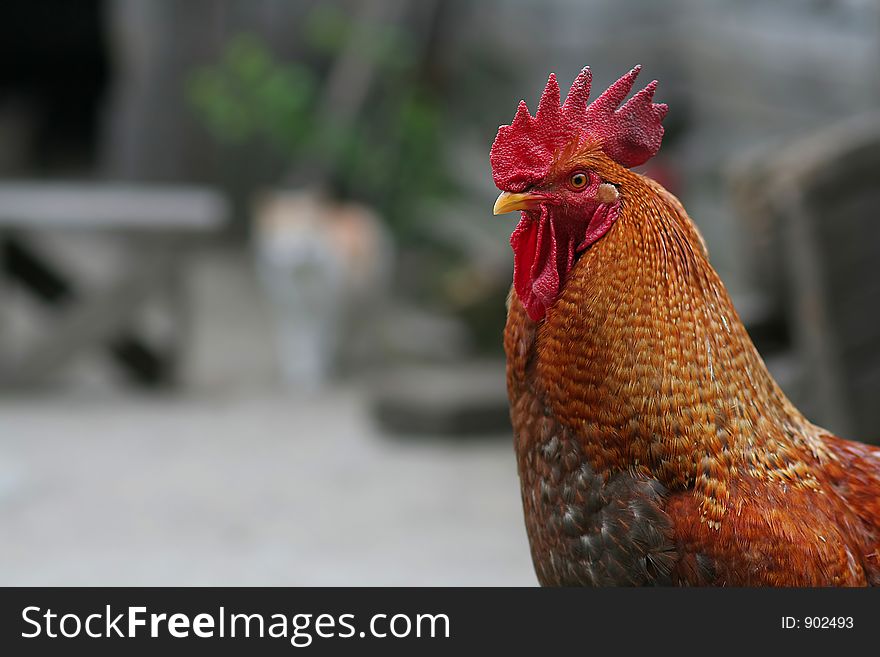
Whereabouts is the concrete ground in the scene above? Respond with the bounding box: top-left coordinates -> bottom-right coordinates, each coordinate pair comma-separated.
0,389 -> 534,586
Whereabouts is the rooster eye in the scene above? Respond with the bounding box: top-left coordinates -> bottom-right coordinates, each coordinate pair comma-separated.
569,172 -> 588,189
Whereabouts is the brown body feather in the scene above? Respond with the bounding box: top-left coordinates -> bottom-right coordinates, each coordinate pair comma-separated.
505,156 -> 880,586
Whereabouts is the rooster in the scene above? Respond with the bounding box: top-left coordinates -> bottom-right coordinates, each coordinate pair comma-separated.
490,65 -> 880,586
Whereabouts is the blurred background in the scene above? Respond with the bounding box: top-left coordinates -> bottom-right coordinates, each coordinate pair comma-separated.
0,0 -> 878,585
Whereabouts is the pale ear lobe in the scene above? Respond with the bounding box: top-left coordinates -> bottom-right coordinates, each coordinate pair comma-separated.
597,183 -> 619,204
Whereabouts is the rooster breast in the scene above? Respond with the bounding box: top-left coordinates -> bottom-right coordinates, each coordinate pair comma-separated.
506,291 -> 711,585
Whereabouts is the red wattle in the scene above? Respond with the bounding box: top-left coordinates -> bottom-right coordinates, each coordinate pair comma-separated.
511,202 -> 619,322
511,208 -> 552,322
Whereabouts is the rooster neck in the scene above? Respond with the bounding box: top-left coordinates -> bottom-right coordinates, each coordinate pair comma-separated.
510,172 -> 830,524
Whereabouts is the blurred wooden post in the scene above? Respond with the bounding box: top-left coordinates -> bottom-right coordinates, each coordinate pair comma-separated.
746,115 -> 880,440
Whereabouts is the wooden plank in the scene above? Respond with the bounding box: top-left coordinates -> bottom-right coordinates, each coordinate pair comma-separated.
0,182 -> 229,231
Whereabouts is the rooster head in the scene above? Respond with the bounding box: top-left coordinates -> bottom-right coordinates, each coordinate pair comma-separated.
490,66 -> 667,321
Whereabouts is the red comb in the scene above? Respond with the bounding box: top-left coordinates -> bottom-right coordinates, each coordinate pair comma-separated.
490,66 -> 668,191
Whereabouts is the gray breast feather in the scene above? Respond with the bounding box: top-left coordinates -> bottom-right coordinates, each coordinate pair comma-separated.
523,429 -> 680,586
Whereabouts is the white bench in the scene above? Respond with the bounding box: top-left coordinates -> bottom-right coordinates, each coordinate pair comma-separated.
0,182 -> 229,387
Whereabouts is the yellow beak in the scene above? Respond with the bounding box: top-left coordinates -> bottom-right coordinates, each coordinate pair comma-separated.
493,191 -> 544,215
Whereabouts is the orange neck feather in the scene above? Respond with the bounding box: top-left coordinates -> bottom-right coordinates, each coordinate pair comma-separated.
521,163 -> 831,523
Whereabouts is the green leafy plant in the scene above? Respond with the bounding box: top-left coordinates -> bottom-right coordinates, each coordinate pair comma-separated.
189,34 -> 316,155
187,7 -> 454,243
